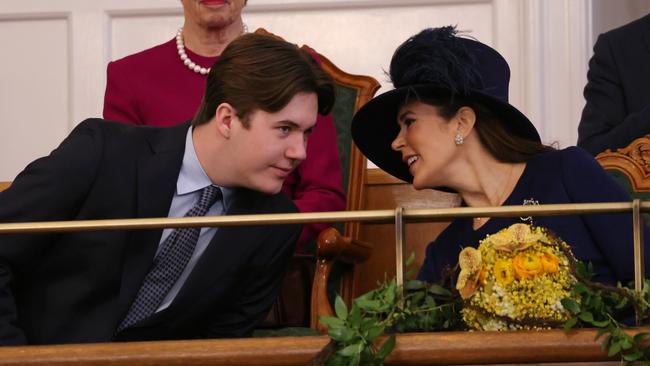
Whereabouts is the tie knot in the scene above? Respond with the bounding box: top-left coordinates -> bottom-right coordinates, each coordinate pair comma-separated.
198,185 -> 222,210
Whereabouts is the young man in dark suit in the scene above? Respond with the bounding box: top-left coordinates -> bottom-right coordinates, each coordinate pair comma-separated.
0,33 -> 334,345
577,14 -> 650,155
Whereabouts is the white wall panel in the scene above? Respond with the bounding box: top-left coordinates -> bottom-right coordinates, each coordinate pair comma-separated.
110,14 -> 182,60
516,0 -> 591,148
245,2 -> 494,95
0,16 -> 69,181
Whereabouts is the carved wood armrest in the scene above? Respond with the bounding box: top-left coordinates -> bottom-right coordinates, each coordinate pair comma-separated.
311,227 -> 372,332
596,134 -> 650,191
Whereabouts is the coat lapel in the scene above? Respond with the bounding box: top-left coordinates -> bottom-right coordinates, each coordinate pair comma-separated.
115,122 -> 190,320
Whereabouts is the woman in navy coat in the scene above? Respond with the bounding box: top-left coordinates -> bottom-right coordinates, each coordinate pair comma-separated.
351,26 -> 649,286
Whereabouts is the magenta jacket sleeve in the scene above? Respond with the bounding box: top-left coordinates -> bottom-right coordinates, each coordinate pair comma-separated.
103,61 -> 142,125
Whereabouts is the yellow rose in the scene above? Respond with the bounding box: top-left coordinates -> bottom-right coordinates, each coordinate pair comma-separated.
512,253 -> 543,279
540,252 -> 560,273
493,260 -> 515,285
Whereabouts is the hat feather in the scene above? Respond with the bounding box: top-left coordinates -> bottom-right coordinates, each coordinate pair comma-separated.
389,26 -> 482,96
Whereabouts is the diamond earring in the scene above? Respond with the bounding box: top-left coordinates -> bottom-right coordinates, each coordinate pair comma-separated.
454,133 -> 464,145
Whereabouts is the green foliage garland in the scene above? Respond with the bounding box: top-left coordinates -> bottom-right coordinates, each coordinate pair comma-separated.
314,258 -> 650,366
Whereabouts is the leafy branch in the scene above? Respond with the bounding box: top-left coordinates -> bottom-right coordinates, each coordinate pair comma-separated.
310,253 -> 462,366
561,262 -> 650,365
313,278 -> 461,366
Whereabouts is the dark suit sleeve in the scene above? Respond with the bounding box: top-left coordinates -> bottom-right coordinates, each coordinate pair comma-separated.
560,147 -> 650,282
103,61 -> 142,124
0,120 -> 102,344
202,224 -> 301,338
577,33 -> 650,155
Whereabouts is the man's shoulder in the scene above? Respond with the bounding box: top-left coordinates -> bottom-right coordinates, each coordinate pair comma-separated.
72,118 -> 152,137
227,190 -> 301,246
72,118 -> 189,150
269,192 -> 299,213
234,189 -> 298,214
602,14 -> 650,43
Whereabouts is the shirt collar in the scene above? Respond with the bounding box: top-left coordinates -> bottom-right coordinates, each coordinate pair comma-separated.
177,127 -> 233,209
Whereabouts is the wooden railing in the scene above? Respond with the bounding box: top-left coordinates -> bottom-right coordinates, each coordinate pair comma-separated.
0,202 -> 647,364
1,328 -> 645,365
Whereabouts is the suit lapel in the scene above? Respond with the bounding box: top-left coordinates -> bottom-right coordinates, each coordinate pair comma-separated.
116,122 -> 190,320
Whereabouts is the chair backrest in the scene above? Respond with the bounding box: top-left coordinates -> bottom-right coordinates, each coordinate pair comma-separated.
298,45 -> 380,238
0,182 -> 10,192
596,134 -> 650,191
596,134 -> 650,224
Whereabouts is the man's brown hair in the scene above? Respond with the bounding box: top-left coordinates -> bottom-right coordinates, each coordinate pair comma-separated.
192,33 -> 335,127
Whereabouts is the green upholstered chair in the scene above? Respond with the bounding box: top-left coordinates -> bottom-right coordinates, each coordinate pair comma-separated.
252,29 -> 379,333
596,134 -> 650,225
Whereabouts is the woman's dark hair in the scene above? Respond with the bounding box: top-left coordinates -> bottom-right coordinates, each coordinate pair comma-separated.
403,91 -> 555,162
192,33 -> 335,127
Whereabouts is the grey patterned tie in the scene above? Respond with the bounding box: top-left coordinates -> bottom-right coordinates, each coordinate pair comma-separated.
117,185 -> 222,332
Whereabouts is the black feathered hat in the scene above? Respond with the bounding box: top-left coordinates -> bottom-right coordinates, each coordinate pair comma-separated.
351,26 -> 540,184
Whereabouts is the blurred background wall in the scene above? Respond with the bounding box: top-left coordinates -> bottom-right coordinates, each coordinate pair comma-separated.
0,0 -> 648,180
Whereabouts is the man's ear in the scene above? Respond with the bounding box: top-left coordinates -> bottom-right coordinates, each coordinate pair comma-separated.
214,103 -> 238,138
454,106 -> 477,138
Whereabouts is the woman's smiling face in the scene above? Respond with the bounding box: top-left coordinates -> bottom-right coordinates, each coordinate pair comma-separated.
390,101 -> 458,189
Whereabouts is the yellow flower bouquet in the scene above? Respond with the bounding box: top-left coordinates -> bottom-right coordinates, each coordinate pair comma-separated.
457,223 -> 580,330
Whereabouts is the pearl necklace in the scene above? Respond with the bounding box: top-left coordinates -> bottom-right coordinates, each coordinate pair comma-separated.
175,24 -> 248,75
176,28 -> 211,75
